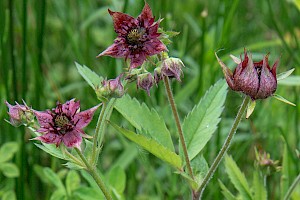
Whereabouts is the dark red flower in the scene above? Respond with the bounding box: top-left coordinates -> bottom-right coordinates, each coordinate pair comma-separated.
217,50 -> 278,100
97,3 -> 167,69
33,99 -> 99,149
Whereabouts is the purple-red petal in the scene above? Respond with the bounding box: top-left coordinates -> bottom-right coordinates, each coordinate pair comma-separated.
128,53 -> 147,69
34,133 -> 62,147
62,99 -> 80,117
138,3 -> 154,27
34,110 -> 53,128
108,9 -> 137,36
143,39 -> 167,56
62,129 -> 82,149
73,104 -> 100,129
97,39 -> 128,58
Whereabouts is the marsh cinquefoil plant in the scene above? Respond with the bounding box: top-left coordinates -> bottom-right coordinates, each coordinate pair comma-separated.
5,2 -> 297,200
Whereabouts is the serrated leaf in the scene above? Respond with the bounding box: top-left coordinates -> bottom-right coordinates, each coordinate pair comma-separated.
75,62 -> 103,90
224,155 -> 252,200
66,170 -> 80,195
108,166 -> 126,195
277,68 -> 295,81
0,163 -> 19,178
114,94 -> 174,151
273,94 -> 296,106
110,122 -> 182,169
253,171 -> 267,200
182,79 -> 227,160
278,75 -> 300,86
0,142 -> 19,163
218,180 -> 237,200
43,167 -> 66,192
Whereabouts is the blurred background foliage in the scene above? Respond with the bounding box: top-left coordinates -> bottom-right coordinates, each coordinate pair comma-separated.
0,0 -> 299,199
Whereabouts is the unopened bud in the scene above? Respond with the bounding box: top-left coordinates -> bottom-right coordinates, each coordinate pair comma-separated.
161,57 -> 184,81
96,74 -> 124,101
5,100 -> 34,127
137,73 -> 154,96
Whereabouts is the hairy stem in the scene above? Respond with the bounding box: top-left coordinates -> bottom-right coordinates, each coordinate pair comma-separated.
163,76 -> 194,179
75,148 -> 112,200
91,102 -> 107,165
197,96 -> 250,198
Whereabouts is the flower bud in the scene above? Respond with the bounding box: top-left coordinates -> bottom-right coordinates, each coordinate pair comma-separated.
137,73 -> 154,96
5,101 -> 34,127
96,74 -> 124,101
216,49 -> 278,100
161,57 -> 184,81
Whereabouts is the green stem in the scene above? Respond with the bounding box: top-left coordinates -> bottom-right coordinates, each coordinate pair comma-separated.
163,76 -> 194,179
91,102 -> 107,165
197,96 -> 250,198
75,148 -> 113,200
284,173 -> 300,200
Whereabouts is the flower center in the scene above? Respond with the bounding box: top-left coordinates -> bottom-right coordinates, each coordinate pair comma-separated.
126,28 -> 145,45
54,115 -> 70,129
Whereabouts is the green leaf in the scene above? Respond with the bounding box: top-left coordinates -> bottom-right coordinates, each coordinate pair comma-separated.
182,79 -> 227,160
108,166 -> 126,195
278,75 -> 300,86
0,163 -> 19,178
75,62 -> 103,90
43,167 -> 66,192
110,122 -> 182,169
224,155 -> 252,200
277,68 -> 295,81
218,180 -> 237,200
66,170 -> 80,195
2,190 -> 16,200
114,94 -> 174,151
74,187 -> 105,200
0,142 -> 19,163
34,143 -> 66,160
253,171 -> 267,200
273,94 -> 296,106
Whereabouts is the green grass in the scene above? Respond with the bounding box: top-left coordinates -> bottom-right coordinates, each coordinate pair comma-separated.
0,0 -> 299,199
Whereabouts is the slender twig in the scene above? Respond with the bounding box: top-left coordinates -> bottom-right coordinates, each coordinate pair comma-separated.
163,76 -> 194,179
284,173 -> 300,200
75,148 -> 113,200
91,102 -> 107,165
197,96 -> 250,198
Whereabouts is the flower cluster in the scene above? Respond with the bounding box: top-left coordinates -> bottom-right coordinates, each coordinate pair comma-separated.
97,2 -> 184,96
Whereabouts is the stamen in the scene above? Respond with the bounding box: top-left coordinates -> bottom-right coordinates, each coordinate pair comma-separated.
126,28 -> 145,45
